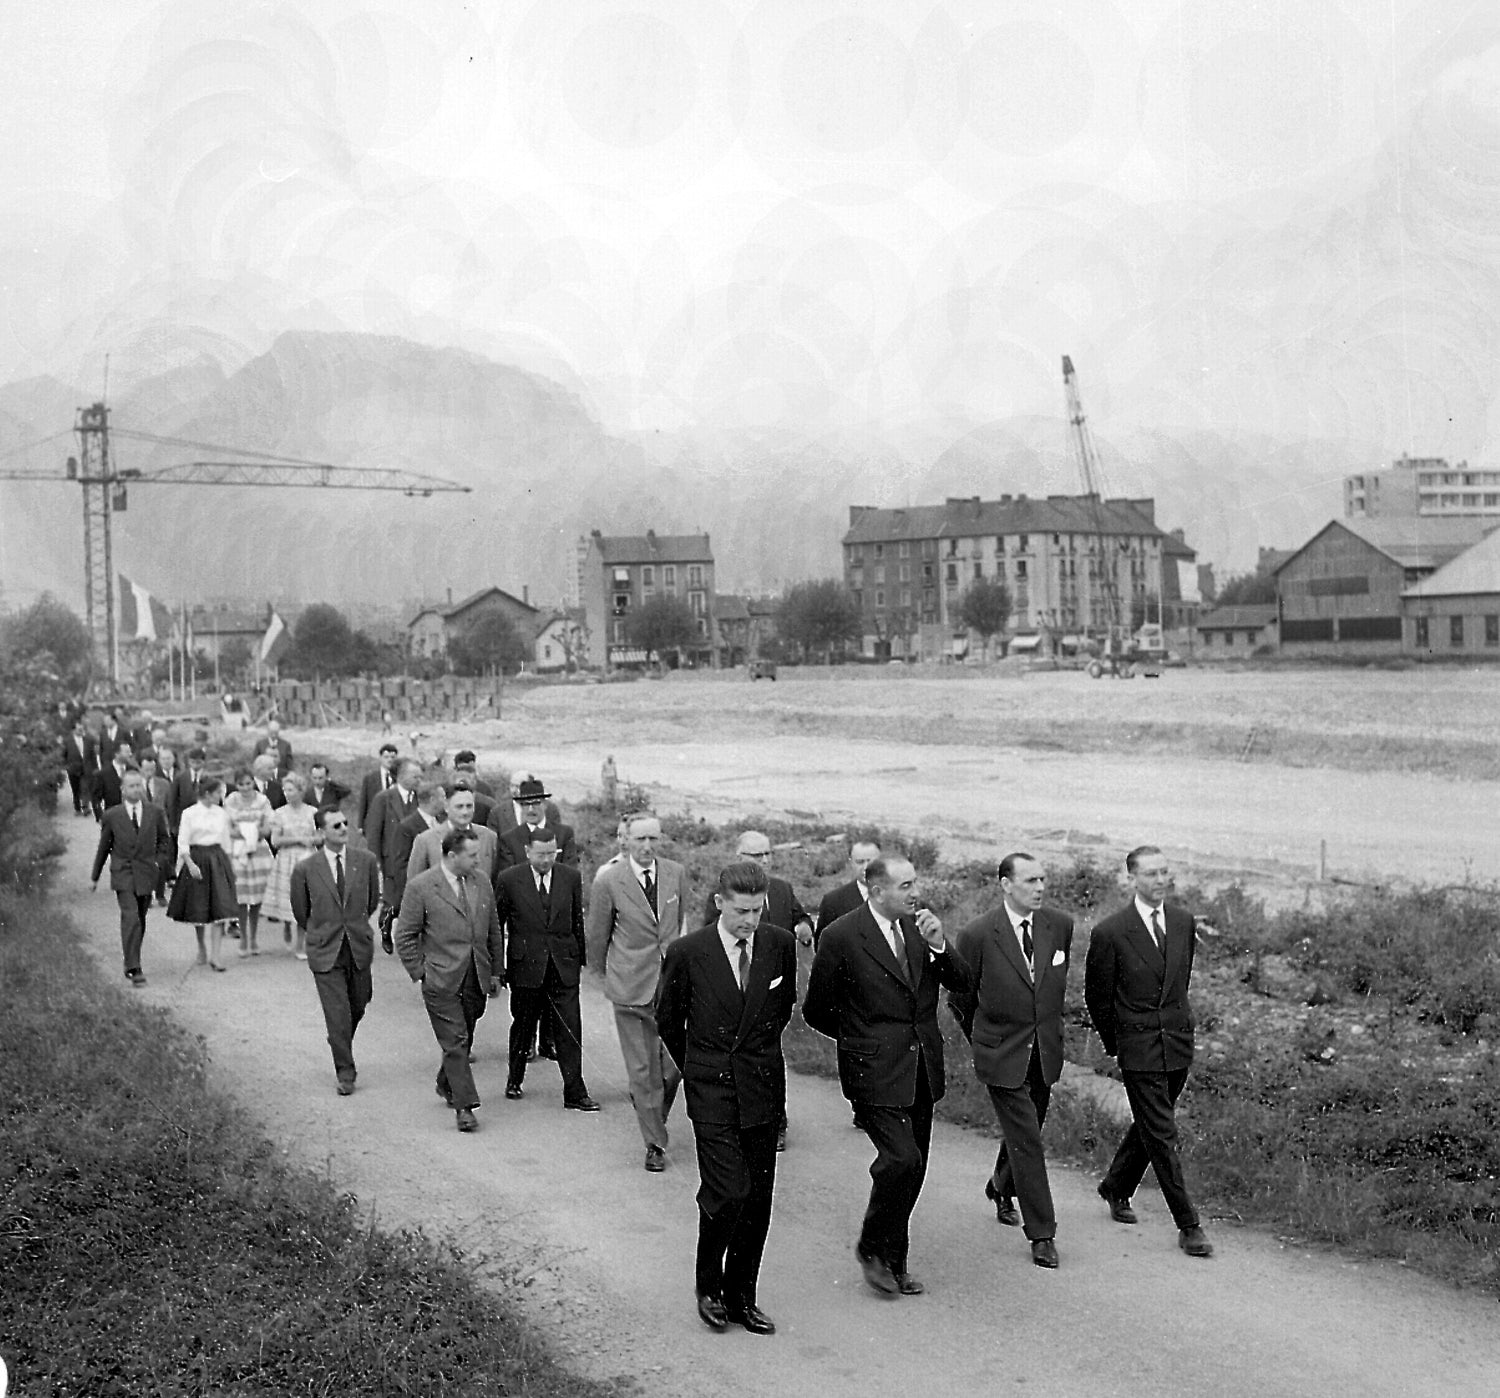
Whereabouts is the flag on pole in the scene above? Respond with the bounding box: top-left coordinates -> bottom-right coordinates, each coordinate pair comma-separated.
117,574 -> 173,642
259,610 -> 288,663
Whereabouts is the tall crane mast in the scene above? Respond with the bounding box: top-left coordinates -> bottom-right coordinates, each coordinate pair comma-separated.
1061,355 -> 1126,645
0,401 -> 471,683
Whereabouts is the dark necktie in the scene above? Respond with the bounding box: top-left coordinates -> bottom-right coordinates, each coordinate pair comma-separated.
130,806 -> 139,832
642,867 -> 657,918
734,936 -> 750,993
538,873 -> 551,914
1151,909 -> 1163,951
335,853 -> 346,901
1020,917 -> 1033,972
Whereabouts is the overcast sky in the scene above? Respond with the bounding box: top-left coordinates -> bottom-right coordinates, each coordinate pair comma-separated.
4,0 -> 1499,477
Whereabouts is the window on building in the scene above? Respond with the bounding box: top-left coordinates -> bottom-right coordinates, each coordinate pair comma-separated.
847,547 -> 861,564
852,589 -> 863,607
641,565 -> 654,587
689,591 -> 706,616
1487,615 -> 1499,646
874,565 -> 886,585
612,620 -> 625,644
663,565 -> 676,591
995,536 -> 1005,554
899,563 -> 910,582
899,540 -> 910,557
688,565 -> 703,587
901,588 -> 911,606
921,562 -> 934,581
1052,533 -> 1060,546
1015,560 -> 1027,579
1017,534 -> 1029,552
973,561 -> 982,579
851,568 -> 864,587
612,592 -> 630,614
1451,615 -> 1465,647
875,589 -> 885,608
696,617 -> 708,637
945,563 -> 957,583
946,539 -> 959,557
612,567 -> 630,585
922,538 -> 937,557
874,543 -> 884,559
1414,616 -> 1429,648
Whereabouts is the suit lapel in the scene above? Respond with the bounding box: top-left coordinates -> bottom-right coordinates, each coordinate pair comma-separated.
1130,908 -> 1166,973
859,908 -> 911,990
309,851 -> 341,909
699,933 -> 745,1021
734,937 -> 775,1045
1160,907 -> 1187,997
1030,913 -> 1055,995
992,912 -> 1033,987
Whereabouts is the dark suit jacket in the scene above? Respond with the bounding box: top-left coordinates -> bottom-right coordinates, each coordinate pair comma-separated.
97,762 -> 131,810
253,735 -> 294,771
802,904 -> 971,1108
254,777 -> 286,811
90,801 -> 172,894
356,767 -> 393,834
130,723 -> 156,756
1084,901 -> 1196,1074
657,922 -> 798,1128
368,784 -> 417,871
169,769 -> 204,830
290,847 -> 381,973
97,724 -> 127,767
950,905 -> 1074,1090
487,797 -> 562,837
702,874 -> 809,937
495,820 -> 578,874
62,732 -> 97,777
305,778 -> 351,813
814,879 -> 866,944
494,861 -> 586,989
394,864 -> 504,992
387,808 -> 435,905
470,790 -> 496,827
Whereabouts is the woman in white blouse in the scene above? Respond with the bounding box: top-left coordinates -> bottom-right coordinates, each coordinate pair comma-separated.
166,775 -> 238,969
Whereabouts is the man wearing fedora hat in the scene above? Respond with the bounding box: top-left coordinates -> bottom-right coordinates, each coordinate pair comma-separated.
487,771 -> 562,841
494,775 -> 577,873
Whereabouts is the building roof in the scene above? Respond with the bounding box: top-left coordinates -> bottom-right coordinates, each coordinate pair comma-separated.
407,586 -> 538,629
713,594 -> 750,621
590,530 -> 713,564
843,495 -> 1194,558
1197,605 -> 1277,630
1402,525 -> 1500,597
1277,518 -> 1489,575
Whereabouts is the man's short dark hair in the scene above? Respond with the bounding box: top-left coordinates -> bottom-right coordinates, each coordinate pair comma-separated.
187,747 -> 206,762
718,861 -> 769,898
863,857 -> 904,889
313,806 -> 342,830
524,825 -> 559,848
379,742 -> 399,756
310,760 -> 328,775
454,749 -> 477,766
443,827 -> 478,857
998,852 -> 1036,883
1125,845 -> 1163,873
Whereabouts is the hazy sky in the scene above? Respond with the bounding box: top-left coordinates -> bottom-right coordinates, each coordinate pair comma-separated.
4,0 -> 1500,471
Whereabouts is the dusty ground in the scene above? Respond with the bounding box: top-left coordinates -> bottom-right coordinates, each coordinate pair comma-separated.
63,667 -> 1500,1395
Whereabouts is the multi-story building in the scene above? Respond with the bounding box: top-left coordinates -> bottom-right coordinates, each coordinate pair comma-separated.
408,586 -> 540,661
576,530 -> 715,669
1344,455 -> 1500,519
840,494 -> 1197,660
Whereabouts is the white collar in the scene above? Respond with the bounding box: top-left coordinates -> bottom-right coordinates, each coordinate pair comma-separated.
1135,896 -> 1165,927
629,856 -> 656,881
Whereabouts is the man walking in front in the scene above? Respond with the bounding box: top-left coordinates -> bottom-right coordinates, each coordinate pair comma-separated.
90,768 -> 172,987
657,861 -> 798,1336
950,852 -> 1073,1268
1085,845 -> 1213,1258
291,808 -> 381,1095
803,855 -> 971,1296
396,828 -> 505,1133
587,813 -> 690,1171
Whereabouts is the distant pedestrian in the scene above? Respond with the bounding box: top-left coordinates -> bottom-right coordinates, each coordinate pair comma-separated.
224,768 -> 274,956
90,768 -> 172,988
264,771 -> 318,957
167,775 -> 237,969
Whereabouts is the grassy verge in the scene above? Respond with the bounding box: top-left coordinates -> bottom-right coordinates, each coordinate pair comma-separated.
0,886 -> 633,1398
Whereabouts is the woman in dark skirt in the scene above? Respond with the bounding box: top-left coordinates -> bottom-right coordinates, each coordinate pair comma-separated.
167,775 -> 237,970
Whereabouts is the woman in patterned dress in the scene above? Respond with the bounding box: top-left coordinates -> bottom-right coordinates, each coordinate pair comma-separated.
263,770 -> 318,958
223,767 -> 274,956
167,775 -> 237,970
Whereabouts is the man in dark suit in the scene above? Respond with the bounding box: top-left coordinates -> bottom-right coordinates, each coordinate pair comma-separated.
291,808 -> 382,1095
487,772 -> 563,843
251,753 -> 286,810
96,742 -> 135,811
493,775 -> 575,871
89,769 -> 172,986
383,779 -> 445,943
305,761 -> 351,814
130,709 -> 157,757
395,828 -> 506,1132
97,709 -> 127,768
1085,845 -> 1213,1259
252,718 -> 294,774
494,827 -> 598,1110
448,769 -> 495,828
367,758 -> 422,947
169,747 -> 208,830
813,839 -> 882,948
355,741 -> 400,837
803,855 -> 971,1297
452,749 -> 495,798
61,718 -> 98,817
950,852 -> 1074,1268
658,861 -> 798,1336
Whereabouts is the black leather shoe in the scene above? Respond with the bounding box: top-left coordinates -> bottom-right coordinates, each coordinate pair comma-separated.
984,1178 -> 1020,1226
126,969 -> 147,988
644,1145 -> 666,1172
1179,1226 -> 1214,1258
893,1271 -> 925,1295
1031,1239 -> 1059,1269
380,928 -> 394,955
336,1079 -> 355,1097
505,1082 -> 524,1100
1098,1181 -> 1137,1224
727,1302 -> 776,1334
856,1244 -> 898,1295
696,1291 -> 728,1331
455,1107 -> 477,1133
564,1095 -> 601,1111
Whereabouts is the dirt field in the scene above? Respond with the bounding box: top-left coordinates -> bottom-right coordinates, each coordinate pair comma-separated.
305,666 -> 1500,899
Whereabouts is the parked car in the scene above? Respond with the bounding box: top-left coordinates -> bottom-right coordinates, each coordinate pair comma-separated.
748,659 -> 777,681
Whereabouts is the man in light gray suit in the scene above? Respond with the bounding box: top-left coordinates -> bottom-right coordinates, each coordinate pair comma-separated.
586,813 -> 691,1171
395,827 -> 506,1133
290,808 -> 382,1096
406,787 -> 498,887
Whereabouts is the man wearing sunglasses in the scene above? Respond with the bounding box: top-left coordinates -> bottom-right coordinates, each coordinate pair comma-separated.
291,808 -> 382,1096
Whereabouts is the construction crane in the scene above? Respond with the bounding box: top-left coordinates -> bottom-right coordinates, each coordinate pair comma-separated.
1061,356 -> 1153,678
0,400 -> 471,684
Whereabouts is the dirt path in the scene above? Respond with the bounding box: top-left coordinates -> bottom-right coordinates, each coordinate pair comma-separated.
63,822 -> 1498,1398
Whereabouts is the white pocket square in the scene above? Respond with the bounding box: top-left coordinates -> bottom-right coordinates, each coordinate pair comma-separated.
769,975 -> 784,989
1051,949 -> 1066,966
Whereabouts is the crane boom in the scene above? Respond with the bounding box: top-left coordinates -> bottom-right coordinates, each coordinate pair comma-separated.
1060,355 -> 1126,647
0,400 -> 471,682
